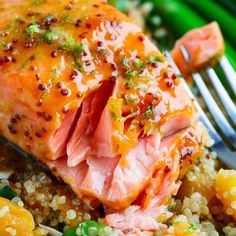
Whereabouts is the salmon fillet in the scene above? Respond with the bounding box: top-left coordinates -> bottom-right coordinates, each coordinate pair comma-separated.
0,0 -> 196,160
0,0 -> 201,217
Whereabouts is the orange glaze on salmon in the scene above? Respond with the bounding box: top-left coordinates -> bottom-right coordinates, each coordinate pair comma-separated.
0,0 -> 201,218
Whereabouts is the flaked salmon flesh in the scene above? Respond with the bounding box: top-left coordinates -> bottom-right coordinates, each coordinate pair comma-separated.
171,22 -> 224,75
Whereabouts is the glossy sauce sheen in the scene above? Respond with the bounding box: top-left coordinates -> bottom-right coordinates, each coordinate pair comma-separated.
0,0 -> 196,162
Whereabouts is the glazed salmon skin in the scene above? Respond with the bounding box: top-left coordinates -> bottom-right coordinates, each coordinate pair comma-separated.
0,0 -> 199,214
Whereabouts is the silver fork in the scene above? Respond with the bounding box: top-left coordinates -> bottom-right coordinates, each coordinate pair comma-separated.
164,49 -> 236,169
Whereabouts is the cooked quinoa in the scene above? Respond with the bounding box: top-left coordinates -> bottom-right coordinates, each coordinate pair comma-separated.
167,150 -> 236,236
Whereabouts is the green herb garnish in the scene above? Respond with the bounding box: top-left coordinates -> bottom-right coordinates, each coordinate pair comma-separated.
187,223 -> 197,233
172,220 -> 182,225
147,55 -> 163,64
21,57 -> 31,69
16,17 -> 26,24
168,203 -> 177,212
0,41 -> 6,49
126,70 -> 138,79
0,185 -> 17,200
145,105 -> 155,119
32,0 -> 45,5
108,0 -> 127,12
31,16 -> 37,24
42,30 -> 55,42
60,35 -> 84,55
120,55 -> 130,70
25,17 -> 40,39
126,80 -> 133,89
43,14 -> 56,24
42,30 -> 83,56
134,58 -> 144,69
7,22 -> 20,33
24,16 -> 83,70
25,24 -> 40,35
60,14 -> 71,26
108,102 -> 116,111
51,67 -> 58,77
59,34 -> 84,70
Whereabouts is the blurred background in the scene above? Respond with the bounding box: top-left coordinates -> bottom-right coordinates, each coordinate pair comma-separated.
108,0 -> 236,70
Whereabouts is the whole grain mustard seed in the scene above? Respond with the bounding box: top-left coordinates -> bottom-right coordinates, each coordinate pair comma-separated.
50,51 -> 57,57
60,88 -> 69,96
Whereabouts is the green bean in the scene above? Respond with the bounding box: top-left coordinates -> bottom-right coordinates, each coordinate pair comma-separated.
0,185 -> 17,200
184,0 -> 236,48
142,0 -> 236,69
62,220 -> 117,236
215,0 -> 236,16
108,0 -> 127,12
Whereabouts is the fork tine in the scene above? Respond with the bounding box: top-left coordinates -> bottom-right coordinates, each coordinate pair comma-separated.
219,56 -> 236,96
165,51 -> 236,168
164,50 -> 236,169
192,73 -> 236,143
213,142 -> 236,169
178,46 -> 236,150
205,67 -> 236,126
164,51 -> 222,141
192,72 -> 236,149
165,51 -> 222,138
